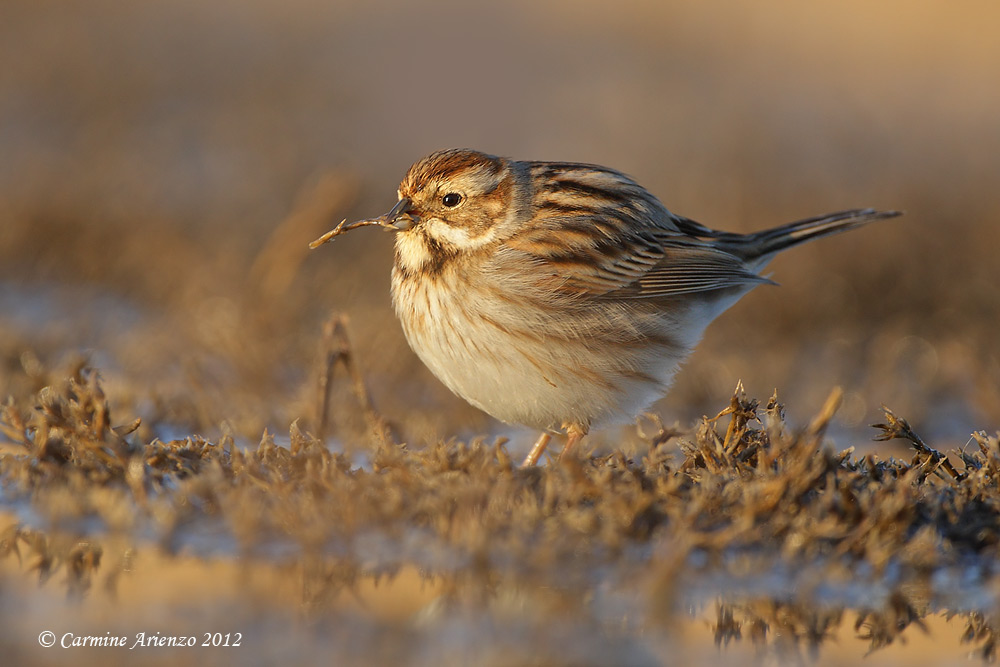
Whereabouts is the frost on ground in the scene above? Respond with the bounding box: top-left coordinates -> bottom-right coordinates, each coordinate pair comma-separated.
1,365 -> 999,664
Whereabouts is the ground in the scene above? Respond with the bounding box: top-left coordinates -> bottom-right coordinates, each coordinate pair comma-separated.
1,1 -> 999,664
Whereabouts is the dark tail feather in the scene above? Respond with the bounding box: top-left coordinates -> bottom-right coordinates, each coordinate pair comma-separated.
721,208 -> 902,261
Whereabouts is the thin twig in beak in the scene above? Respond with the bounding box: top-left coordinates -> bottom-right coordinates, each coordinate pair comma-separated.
308,199 -> 413,249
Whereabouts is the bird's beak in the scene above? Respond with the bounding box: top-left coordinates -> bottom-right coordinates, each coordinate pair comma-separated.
384,197 -> 416,231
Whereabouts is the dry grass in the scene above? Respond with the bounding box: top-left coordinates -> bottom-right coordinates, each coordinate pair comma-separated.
2,364 -> 1000,663
1,1 -> 999,663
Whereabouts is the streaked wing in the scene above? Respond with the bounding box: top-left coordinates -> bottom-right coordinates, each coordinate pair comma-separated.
504,161 -> 765,299
622,244 -> 772,298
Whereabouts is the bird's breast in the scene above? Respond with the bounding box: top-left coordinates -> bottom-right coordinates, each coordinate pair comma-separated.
388,263 -> 685,432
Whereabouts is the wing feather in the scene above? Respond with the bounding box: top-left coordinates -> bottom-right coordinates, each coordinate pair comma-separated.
504,209 -> 763,299
498,161 -> 767,300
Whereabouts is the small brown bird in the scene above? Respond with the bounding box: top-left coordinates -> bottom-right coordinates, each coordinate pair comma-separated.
311,149 -> 899,465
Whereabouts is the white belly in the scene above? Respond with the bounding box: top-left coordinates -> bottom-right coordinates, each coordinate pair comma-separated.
390,265 -> 698,432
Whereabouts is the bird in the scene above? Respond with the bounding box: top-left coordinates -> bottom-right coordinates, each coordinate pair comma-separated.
310,149 -> 899,466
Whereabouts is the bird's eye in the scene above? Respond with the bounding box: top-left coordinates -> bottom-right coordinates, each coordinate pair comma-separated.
441,192 -> 463,208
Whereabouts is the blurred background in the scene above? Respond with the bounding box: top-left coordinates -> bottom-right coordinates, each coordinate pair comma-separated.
1,0 -> 997,453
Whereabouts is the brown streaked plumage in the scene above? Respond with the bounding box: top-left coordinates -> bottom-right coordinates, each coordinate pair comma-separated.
311,148 -> 900,465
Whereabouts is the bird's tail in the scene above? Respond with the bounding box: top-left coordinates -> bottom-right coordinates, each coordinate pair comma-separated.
719,208 -> 901,262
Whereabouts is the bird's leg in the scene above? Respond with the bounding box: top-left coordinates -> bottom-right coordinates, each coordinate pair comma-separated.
522,432 -> 552,467
557,423 -> 588,461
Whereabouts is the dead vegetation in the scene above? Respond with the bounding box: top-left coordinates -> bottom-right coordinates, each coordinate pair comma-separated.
2,359 -> 999,661
2,3 -> 1000,663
